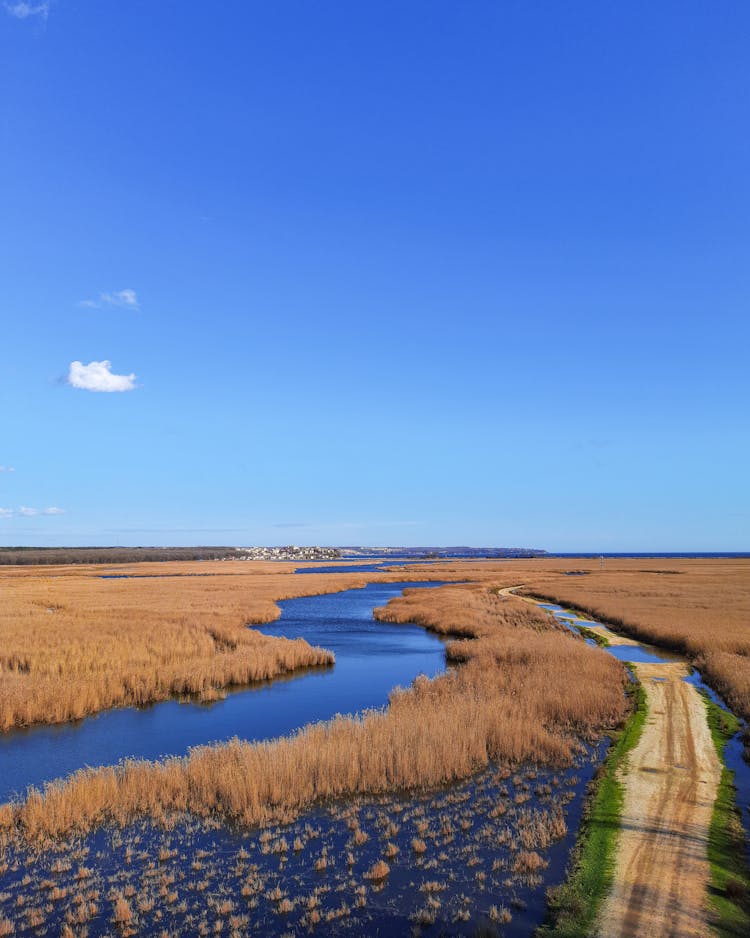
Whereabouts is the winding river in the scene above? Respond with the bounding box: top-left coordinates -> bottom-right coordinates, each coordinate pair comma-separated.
4,580 -> 748,850
0,580 -> 447,804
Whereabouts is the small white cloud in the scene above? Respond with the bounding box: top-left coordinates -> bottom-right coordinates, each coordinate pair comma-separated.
68,360 -> 137,393
78,288 -> 140,311
102,288 -> 139,308
0,466 -> 15,473
4,2 -> 49,19
1,506 -> 65,518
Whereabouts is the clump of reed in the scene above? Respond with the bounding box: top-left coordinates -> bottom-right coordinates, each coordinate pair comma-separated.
1,587 -> 627,844
363,860 -> 390,881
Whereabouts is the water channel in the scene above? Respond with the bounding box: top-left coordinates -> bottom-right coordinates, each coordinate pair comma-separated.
0,580 -> 447,803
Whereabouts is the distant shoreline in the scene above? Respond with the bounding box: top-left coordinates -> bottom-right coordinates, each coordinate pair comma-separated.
0,545 -> 747,565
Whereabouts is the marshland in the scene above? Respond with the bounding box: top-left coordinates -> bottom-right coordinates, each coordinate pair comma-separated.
1,557 -> 750,936
6,1 -> 748,933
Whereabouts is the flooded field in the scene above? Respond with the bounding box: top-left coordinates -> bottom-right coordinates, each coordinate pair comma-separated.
0,746 -> 606,936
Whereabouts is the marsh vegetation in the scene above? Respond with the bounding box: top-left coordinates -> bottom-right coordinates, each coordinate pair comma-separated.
0,581 -> 448,804
5,556 -> 747,934
514,558 -> 750,747
0,582 -> 626,846
0,566 -> 382,731
0,753 -> 605,936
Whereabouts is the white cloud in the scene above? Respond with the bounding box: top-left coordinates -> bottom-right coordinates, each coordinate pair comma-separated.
4,2 -> 49,19
1,506 -> 65,518
78,288 -> 140,311
102,288 -> 139,308
0,466 -> 15,473
68,360 -> 137,393
20,506 -> 65,516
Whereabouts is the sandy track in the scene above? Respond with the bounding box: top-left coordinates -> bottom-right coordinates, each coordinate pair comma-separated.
598,661 -> 721,938
503,586 -> 723,937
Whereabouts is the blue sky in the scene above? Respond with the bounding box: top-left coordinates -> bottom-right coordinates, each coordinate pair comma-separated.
1,1 -> 748,551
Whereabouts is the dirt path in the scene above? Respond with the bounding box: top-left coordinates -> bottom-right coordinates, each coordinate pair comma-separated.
598,661 -> 721,937
501,586 -> 722,937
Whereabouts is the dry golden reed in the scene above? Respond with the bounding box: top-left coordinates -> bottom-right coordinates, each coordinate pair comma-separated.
0,564 -> 384,730
377,556 -> 750,729
0,561 -> 468,731
1,584 -> 627,844
512,557 -> 750,728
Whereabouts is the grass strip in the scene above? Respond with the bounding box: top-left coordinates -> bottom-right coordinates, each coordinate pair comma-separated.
700,690 -> 750,937
538,675 -> 647,937
575,625 -> 610,648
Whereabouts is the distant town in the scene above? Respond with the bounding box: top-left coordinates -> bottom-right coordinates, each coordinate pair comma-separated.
232,546 -> 342,561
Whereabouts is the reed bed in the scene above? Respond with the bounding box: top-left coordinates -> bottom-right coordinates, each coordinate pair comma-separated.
1,585 -> 627,844
0,567 -> 387,730
0,561 -> 483,731
513,558 -> 750,728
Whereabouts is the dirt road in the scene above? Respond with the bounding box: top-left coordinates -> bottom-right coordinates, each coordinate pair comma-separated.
598,660 -> 721,937
502,586 -> 722,936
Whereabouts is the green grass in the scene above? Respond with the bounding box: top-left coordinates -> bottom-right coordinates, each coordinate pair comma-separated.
575,625 -> 610,648
538,676 -> 647,937
700,690 -> 750,937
